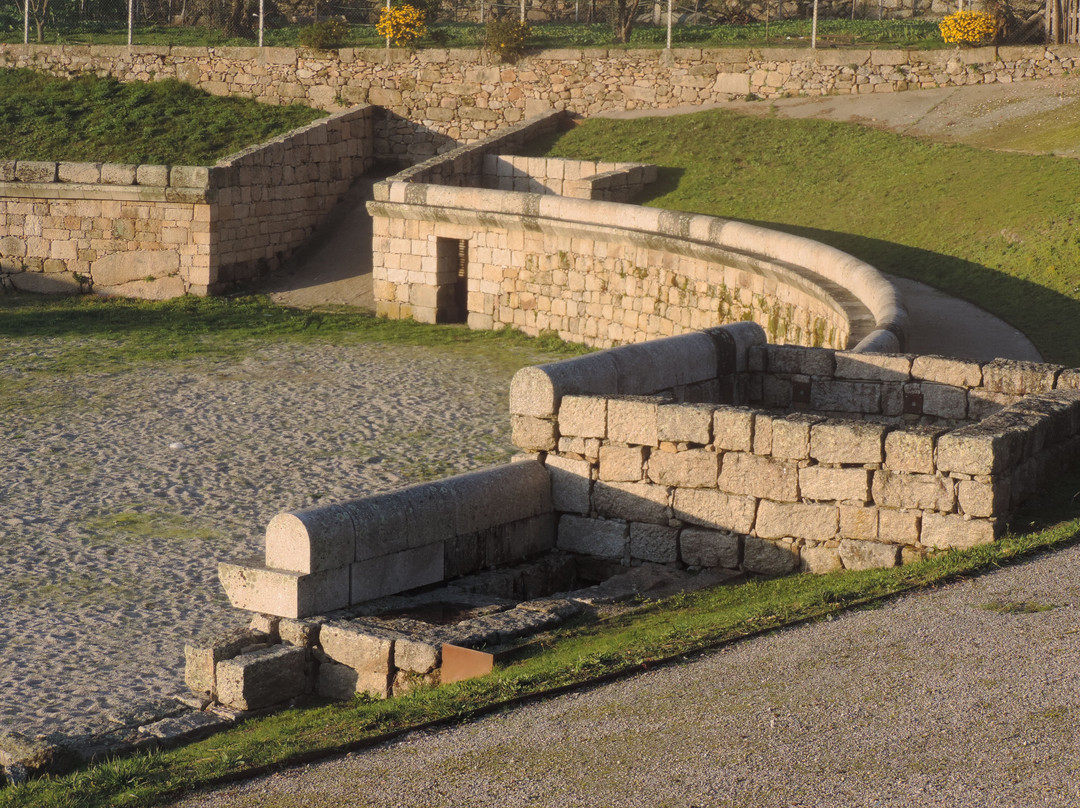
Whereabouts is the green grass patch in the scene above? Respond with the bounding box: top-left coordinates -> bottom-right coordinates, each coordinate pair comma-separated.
0,68 -> 324,164
5,466 -> 1078,808
0,18 -> 944,49
0,295 -> 589,377
527,109 -> 1080,366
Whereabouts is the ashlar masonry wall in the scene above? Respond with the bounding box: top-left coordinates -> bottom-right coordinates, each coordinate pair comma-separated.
0,105 -> 375,297
510,328 -> 1080,576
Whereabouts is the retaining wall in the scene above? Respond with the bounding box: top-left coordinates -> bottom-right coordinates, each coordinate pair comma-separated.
0,105 -> 376,296
2,44 -> 1079,162
511,328 -> 1080,575
369,112 -> 906,352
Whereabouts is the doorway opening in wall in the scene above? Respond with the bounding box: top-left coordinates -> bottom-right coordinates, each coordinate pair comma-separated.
436,237 -> 469,324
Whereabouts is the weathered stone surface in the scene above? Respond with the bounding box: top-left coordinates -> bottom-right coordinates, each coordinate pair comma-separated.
219,560 -> 350,619
657,403 -> 713,444
799,466 -> 871,503
184,627 -> 268,696
742,536 -> 799,575
9,271 -> 80,294
629,522 -> 679,563
957,479 -> 1010,519
136,163 -> 170,186
511,414 -> 557,451
104,275 -> 187,301
718,452 -> 798,501
351,545 -> 445,603
968,389 -> 1014,421
319,622 -> 395,674
771,415 -> 822,460
921,383 -> 968,420
92,249 -> 180,287
921,513 -> 997,549
935,426 -> 1020,476
318,660 -> 376,700
592,480 -> 670,524
15,161 -> 57,183
57,162 -> 102,183
215,645 -> 307,711
557,514 -> 628,558
877,508 -> 921,546
139,711 -> 232,743
982,359 -> 1061,396
680,526 -> 740,568
872,470 -> 955,512
751,412 -> 773,454
170,165 -> 210,187
265,506 -> 354,575
558,395 -> 607,438
810,379 -> 881,414
546,453 -> 591,514
884,427 -> 940,474
765,344 -> 834,376
838,539 -> 899,570
394,638 -> 440,674
647,448 -> 718,488
279,618 -> 320,648
0,731 -> 62,779
839,505 -> 878,540
0,236 -> 25,257
673,488 -> 757,533
598,445 -> 647,482
912,355 -> 982,387
811,421 -> 887,466
100,163 -> 137,185
801,544 -> 843,574
712,407 -> 754,451
607,397 -> 660,446
834,351 -> 911,382
755,500 -> 838,541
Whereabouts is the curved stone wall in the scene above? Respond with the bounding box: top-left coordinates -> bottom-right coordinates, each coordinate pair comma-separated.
369,113 -> 907,353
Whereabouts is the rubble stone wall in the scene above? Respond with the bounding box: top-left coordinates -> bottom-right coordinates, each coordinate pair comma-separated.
510,328 -> 1080,576
2,44 -> 1079,164
0,105 -> 376,297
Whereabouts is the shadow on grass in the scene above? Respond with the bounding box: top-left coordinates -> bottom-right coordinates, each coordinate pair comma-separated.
728,219 -> 1080,368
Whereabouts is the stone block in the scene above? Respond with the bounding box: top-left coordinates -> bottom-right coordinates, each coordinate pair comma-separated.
317,661 -> 361,701
799,466 -> 871,503
320,621 -> 395,676
713,407 -> 754,452
15,161 -> 56,183
871,470 -> 955,512
1058,369 -> 1080,391
957,478 -> 1010,519
672,488 -> 757,533
510,354 -> 619,419
264,505 -> 354,575
771,415 -> 822,460
810,421 -> 887,466
57,162 -> 102,183
559,395 -> 607,438
921,513 -> 997,550
395,638 -> 440,674
0,160 -> 14,181
557,515 -> 628,559
215,645 -> 308,711
169,165 -> 210,188
968,389 -> 1014,420
608,397 -> 660,447
9,272 -> 80,295
351,544 -> 445,602
755,500 -> 838,541
546,453 -> 592,514
801,545 -> 843,574
139,712 -> 232,743
921,383 -> 968,420
219,560 -> 350,619
982,359 -> 1061,396
838,539 -> 899,571
810,379 -> 881,414
657,403 -> 713,444
92,249 -> 181,287
839,505 -> 878,540
279,619 -> 320,648
935,426 -> 1020,476
136,164 -> 170,186
184,627 -> 268,697
884,427 -> 940,474
718,452 -> 798,501
877,509 -> 921,546
742,536 -> 799,576
679,527 -> 740,568
647,449 -> 719,488
592,480 -> 670,524
511,415 -> 557,451
765,345 -> 834,376
629,522 -> 679,563
834,352 -> 911,382
599,445 -> 647,482
911,355 -> 982,387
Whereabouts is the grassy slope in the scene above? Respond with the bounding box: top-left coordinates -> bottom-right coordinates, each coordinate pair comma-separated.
0,69 -> 324,164
532,110 -> 1080,366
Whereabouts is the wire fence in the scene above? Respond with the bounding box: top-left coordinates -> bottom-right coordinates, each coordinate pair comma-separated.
0,0 -> 1051,48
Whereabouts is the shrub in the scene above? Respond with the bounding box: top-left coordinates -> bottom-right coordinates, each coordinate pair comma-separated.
376,4 -> 427,47
938,10 -> 997,44
298,18 -> 351,49
485,19 -> 532,62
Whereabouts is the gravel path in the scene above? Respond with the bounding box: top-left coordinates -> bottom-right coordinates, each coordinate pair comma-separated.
0,338 -> 522,738
170,543 -> 1080,808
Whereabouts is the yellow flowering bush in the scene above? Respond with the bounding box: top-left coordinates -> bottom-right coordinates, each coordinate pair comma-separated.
485,19 -> 532,62
376,4 -> 426,47
939,10 -> 998,44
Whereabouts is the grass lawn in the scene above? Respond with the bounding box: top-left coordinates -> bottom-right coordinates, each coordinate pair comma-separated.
528,109 -> 1080,367
0,69 -> 324,165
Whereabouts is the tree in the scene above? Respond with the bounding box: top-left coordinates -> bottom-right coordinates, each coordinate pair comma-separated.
611,0 -> 641,43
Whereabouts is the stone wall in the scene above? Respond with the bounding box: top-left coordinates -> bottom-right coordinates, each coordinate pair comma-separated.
369,112 -> 906,353
0,106 -> 376,297
2,44 -> 1078,163
510,327 -> 1080,576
